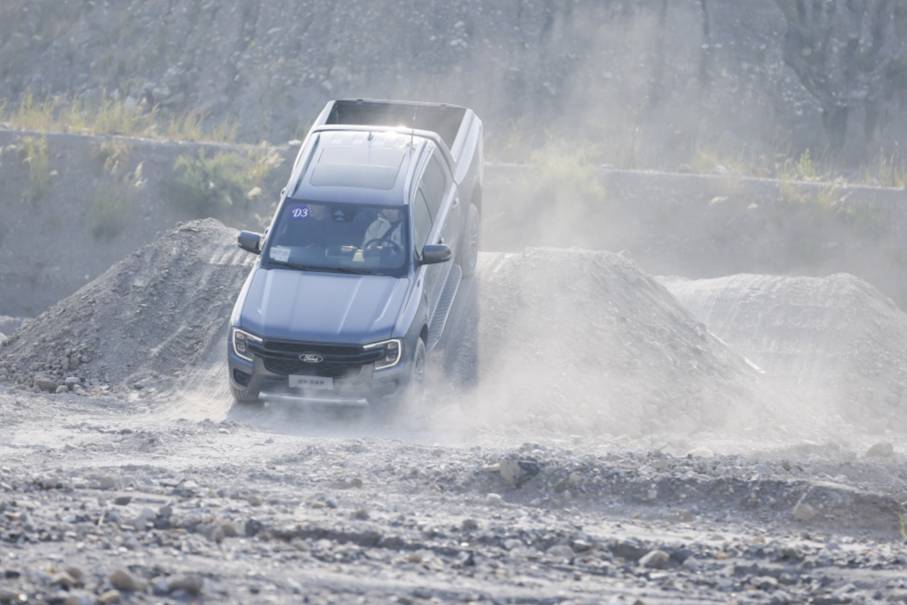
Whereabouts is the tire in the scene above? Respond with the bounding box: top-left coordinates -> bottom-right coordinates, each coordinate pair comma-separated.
230,383 -> 261,406
460,202 -> 481,277
370,337 -> 427,422
406,337 -> 427,407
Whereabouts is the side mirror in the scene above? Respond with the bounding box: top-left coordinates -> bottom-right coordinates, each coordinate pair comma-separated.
420,243 -> 452,265
237,230 -> 262,255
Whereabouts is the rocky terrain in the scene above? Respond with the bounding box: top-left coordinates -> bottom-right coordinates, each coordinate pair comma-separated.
1,384 -> 906,605
2,221 -> 906,603
2,2 -> 907,602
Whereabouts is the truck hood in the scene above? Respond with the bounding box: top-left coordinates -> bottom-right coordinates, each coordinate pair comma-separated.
237,267 -> 410,344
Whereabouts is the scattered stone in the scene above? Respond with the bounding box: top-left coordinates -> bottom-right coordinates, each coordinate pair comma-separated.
97,590 -> 121,605
611,539 -> 648,562
546,544 -> 575,560
109,569 -> 144,592
352,508 -> 370,521
172,479 -> 199,498
197,521 -> 225,543
498,456 -> 541,488
150,577 -> 170,596
865,442 -> 894,458
66,567 -> 85,585
133,507 -> 155,530
461,518 -> 479,531
113,495 -> 132,506
63,593 -> 93,605
245,518 -> 264,537
167,574 -> 204,596
34,373 -> 59,392
91,474 -> 119,490
50,570 -> 80,589
669,548 -> 694,565
792,501 -> 817,522
55,385 -> 68,394
221,520 -> 240,538
639,549 -> 670,569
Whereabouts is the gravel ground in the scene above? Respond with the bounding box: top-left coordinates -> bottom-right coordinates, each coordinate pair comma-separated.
1,384 -> 906,605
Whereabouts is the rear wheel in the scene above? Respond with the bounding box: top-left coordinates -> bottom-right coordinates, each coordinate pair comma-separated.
460,203 -> 481,277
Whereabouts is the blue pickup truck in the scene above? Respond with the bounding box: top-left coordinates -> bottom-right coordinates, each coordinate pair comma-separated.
228,99 -> 483,410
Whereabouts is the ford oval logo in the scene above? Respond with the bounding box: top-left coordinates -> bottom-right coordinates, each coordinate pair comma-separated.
299,352 -> 324,364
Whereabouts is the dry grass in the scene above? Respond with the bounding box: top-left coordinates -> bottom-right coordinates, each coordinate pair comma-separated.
1,91 -> 238,143
20,136 -> 51,203
169,145 -> 282,217
864,153 -> 907,189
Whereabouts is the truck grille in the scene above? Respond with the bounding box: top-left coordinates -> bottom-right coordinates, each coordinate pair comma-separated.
248,339 -> 383,377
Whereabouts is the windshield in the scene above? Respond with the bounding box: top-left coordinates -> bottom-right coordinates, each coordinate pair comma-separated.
263,200 -> 409,276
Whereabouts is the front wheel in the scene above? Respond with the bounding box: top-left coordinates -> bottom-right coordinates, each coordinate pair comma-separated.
230,383 -> 261,406
370,338 -> 426,422
406,338 -> 427,407
460,203 -> 480,277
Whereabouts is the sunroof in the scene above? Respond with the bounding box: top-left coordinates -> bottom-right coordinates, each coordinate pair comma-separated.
310,146 -> 405,190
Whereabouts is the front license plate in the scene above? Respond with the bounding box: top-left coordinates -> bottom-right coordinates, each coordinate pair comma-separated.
289,375 -> 334,390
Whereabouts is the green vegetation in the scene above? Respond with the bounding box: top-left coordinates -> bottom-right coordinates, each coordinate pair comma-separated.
169,146 -> 282,218
94,138 -> 131,175
528,142 -> 606,202
1,91 -> 238,143
88,185 -> 133,240
20,136 -> 51,203
865,153 -> 907,189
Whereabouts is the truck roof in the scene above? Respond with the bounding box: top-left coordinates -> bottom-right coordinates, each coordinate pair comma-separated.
289,129 -> 433,206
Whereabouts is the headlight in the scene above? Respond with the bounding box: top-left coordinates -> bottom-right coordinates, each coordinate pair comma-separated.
364,338 -> 402,370
232,328 -> 262,362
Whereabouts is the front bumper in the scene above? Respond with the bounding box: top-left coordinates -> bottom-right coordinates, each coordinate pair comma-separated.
227,341 -> 410,405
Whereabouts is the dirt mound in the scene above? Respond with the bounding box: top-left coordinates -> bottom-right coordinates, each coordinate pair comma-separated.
0,219 -> 251,393
470,250 -> 769,437
665,273 -> 907,432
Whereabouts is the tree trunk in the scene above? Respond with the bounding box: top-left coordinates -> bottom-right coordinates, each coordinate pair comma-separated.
698,0 -> 712,88
648,0 -> 669,110
822,105 -> 850,151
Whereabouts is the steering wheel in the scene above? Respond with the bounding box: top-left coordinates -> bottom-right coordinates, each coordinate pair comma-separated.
363,238 -> 403,255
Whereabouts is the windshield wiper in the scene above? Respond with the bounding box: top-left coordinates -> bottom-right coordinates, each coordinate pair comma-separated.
271,260 -> 375,275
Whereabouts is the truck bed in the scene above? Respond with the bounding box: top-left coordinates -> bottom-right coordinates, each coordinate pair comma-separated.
325,99 -> 467,151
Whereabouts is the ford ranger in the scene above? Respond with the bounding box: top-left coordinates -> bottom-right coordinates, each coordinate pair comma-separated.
228,99 -> 483,409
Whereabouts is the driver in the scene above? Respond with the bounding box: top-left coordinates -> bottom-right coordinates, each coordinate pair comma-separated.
362,207 -> 405,250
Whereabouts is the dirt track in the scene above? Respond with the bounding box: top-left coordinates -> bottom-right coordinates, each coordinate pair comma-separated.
3,379 -> 907,604
2,221 -> 907,604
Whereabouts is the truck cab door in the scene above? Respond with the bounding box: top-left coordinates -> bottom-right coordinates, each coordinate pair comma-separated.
413,188 -> 447,320
423,151 -> 460,260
